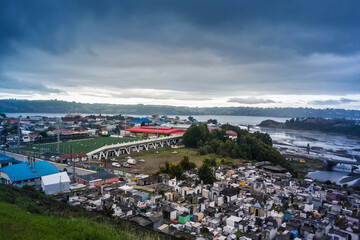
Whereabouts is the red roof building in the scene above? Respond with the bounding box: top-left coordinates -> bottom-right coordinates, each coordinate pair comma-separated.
226,130 -> 238,136
57,152 -> 88,163
126,126 -> 185,137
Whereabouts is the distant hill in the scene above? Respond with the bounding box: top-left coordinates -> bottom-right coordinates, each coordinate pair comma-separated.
1,99 -> 360,118
259,118 -> 360,138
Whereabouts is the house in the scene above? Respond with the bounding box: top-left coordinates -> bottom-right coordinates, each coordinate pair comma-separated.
41,152 -> 63,161
0,161 -> 59,188
226,130 -> 238,139
76,172 -> 119,187
41,171 -> 70,195
57,152 -> 87,163
6,134 -> 18,142
22,135 -> 31,143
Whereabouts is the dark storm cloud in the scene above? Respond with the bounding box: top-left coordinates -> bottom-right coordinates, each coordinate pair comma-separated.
310,98 -> 359,106
0,73 -> 61,93
0,1 -> 360,98
2,1 -> 360,58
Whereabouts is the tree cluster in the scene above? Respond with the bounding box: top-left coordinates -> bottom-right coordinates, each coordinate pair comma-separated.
198,159 -> 215,184
158,156 -> 196,179
260,117 -> 360,138
183,123 -> 298,177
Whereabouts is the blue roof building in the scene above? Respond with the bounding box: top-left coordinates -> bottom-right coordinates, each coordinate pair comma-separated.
132,118 -> 152,124
0,153 -> 20,168
0,160 -> 59,187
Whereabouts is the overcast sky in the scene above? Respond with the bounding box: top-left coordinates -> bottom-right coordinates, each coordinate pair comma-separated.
1,1 -> 360,109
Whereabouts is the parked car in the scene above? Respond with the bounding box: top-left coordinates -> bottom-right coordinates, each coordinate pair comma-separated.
123,163 -> 131,168
112,162 -> 121,167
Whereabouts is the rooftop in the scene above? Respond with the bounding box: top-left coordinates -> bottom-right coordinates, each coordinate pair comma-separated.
126,126 -> 185,135
78,172 -> 119,182
1,161 -> 60,182
41,171 -> 70,185
58,152 -> 87,159
0,154 -> 19,164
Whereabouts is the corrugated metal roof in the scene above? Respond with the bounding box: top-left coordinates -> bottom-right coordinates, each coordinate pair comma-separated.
0,154 -> 19,164
1,161 -> 59,182
78,172 -> 118,182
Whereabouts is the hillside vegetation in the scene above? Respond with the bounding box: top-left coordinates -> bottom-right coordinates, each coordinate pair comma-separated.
259,118 -> 360,138
0,185 -> 170,240
1,99 -> 360,118
183,123 -> 298,177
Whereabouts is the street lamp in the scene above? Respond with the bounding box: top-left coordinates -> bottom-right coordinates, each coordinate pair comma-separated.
17,115 -> 22,150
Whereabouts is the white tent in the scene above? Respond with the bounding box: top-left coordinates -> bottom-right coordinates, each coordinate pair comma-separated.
41,171 -> 70,195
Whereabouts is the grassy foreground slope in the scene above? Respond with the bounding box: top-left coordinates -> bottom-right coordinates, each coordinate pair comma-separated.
0,202 -> 132,240
0,185 -> 169,240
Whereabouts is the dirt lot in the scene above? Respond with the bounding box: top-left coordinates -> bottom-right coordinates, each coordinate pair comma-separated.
104,147 -> 244,175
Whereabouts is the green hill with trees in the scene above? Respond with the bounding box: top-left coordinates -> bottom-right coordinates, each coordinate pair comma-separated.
182,123 -> 298,177
1,99 -> 360,118
259,117 -> 360,138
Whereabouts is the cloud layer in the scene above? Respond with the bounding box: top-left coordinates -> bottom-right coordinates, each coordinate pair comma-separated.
310,98 -> 359,106
228,97 -> 276,104
0,1 -> 360,108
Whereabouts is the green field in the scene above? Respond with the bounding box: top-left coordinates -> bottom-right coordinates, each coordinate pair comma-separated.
22,137 -> 137,154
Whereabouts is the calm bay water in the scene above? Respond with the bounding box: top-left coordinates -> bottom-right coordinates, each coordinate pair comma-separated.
4,113 -> 288,125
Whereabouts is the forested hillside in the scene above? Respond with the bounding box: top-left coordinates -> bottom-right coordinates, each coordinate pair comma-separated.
259,118 -> 360,138
1,99 -> 360,118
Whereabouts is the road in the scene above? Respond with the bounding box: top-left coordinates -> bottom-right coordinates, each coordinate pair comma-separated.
3,151 -> 95,176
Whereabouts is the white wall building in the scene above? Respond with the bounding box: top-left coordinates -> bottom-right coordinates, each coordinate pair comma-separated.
41,171 -> 70,195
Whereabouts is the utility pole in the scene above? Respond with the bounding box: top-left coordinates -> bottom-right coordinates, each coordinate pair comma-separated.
124,114 -> 127,136
71,145 -> 75,182
17,115 -> 22,149
57,117 -> 60,153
